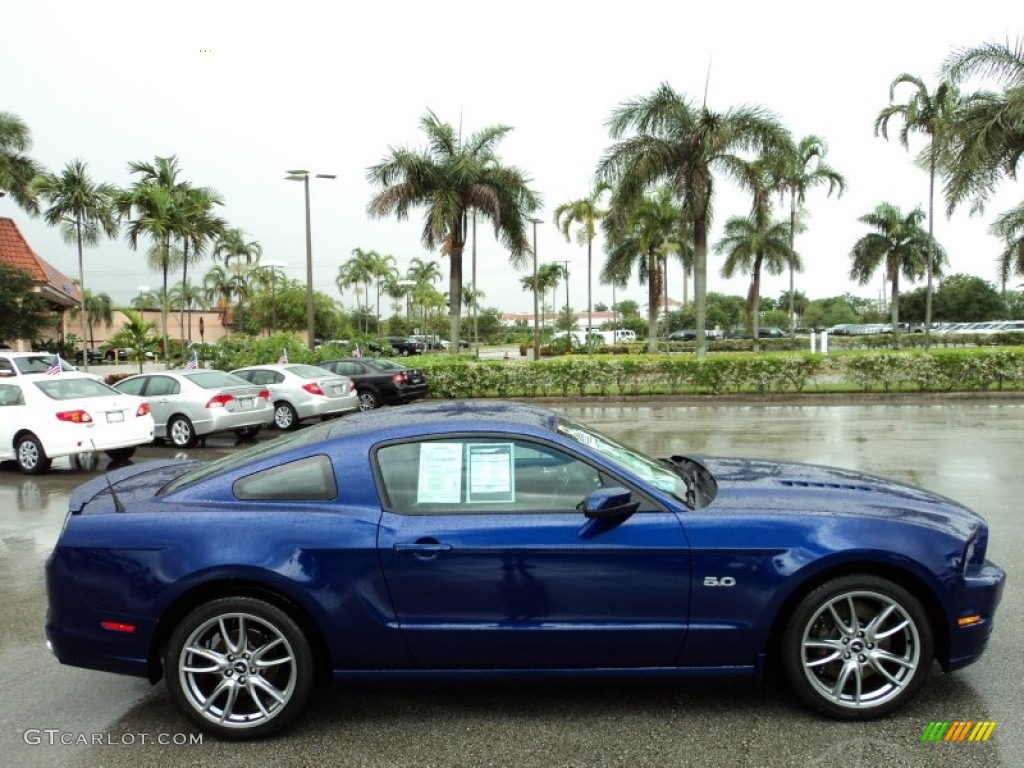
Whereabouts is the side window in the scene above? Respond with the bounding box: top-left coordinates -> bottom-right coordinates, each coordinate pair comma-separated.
145,377 -> 180,396
0,359 -> 15,377
0,384 -> 23,405
233,371 -> 254,383
115,378 -> 146,396
377,438 -> 604,515
233,455 -> 337,501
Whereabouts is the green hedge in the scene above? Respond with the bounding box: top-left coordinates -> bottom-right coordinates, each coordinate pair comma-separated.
416,349 -> 1024,398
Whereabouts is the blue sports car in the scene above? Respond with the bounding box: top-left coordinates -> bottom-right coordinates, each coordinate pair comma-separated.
45,401 -> 1005,739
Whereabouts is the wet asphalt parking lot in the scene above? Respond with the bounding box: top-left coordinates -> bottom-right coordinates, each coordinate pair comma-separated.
0,398 -> 1020,767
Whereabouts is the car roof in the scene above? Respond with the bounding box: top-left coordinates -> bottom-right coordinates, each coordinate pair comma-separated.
325,400 -> 557,440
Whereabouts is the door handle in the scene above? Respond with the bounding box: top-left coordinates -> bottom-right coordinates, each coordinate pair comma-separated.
393,541 -> 452,553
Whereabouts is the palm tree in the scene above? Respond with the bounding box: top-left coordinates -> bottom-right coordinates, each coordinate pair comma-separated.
597,83 -> 791,358
214,227 -> 261,323
203,264 -> 233,321
876,75 -> 960,345
337,248 -> 377,331
992,205 -> 1024,286
849,203 -> 946,330
0,112 -> 42,214
715,216 -> 796,343
941,38 -> 1024,214
602,185 -> 681,351
554,185 -> 607,335
70,288 -> 115,352
370,252 -> 397,340
174,186 -> 225,343
367,110 -> 541,350
775,136 -> 845,332
117,156 -> 184,365
106,308 -> 158,373
31,159 -> 119,367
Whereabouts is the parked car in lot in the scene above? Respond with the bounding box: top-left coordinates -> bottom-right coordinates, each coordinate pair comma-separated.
368,337 -> 425,357
318,357 -> 428,411
230,364 -> 358,430
113,370 -> 273,448
0,373 -> 153,473
0,351 -> 84,377
72,348 -> 105,365
45,401 -> 1004,739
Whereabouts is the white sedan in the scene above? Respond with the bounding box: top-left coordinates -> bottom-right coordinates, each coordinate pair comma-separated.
0,373 -> 154,474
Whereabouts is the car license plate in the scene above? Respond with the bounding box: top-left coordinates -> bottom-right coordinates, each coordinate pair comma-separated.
333,386 -> 344,395
238,398 -> 252,408
106,411 -> 124,423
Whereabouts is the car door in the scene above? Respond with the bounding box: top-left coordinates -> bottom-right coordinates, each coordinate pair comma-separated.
141,375 -> 181,432
0,383 -> 25,459
375,436 -> 690,669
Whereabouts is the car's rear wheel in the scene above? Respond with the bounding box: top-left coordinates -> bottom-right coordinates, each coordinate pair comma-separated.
357,390 -> 379,411
15,433 -> 51,474
106,447 -> 136,462
165,597 -> 314,740
782,575 -> 933,720
274,402 -> 298,430
168,415 -> 198,448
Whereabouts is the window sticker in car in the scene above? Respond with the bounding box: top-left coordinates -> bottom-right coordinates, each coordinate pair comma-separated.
467,443 -> 515,504
417,442 -> 463,503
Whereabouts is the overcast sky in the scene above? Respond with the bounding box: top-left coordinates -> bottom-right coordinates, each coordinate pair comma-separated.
3,1 -> 1021,317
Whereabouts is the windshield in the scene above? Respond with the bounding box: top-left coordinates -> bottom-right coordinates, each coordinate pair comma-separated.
557,416 -> 688,503
161,420 -> 336,493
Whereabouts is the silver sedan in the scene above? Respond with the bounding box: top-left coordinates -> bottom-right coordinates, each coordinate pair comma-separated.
230,364 -> 358,430
113,370 -> 274,448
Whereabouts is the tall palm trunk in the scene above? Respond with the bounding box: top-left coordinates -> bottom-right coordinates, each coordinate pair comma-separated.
693,217 -> 708,360
75,216 -> 88,370
925,151 -> 936,349
788,189 -> 797,335
890,270 -> 901,330
448,226 -> 465,352
179,240 -> 190,346
646,250 -> 660,353
750,252 -> 764,352
586,235 -> 593,336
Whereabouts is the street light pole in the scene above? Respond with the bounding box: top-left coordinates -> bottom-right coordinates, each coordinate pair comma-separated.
528,217 -> 542,360
286,170 -> 336,347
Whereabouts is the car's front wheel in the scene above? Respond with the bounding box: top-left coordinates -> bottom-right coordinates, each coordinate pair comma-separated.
274,402 -> 299,430
782,575 -> 933,720
165,597 -> 314,740
15,433 -> 51,474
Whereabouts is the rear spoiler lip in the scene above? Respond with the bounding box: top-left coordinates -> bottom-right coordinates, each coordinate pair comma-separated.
68,458 -> 195,514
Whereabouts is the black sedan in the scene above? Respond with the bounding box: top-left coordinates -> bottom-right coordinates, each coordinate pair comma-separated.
319,357 -> 428,411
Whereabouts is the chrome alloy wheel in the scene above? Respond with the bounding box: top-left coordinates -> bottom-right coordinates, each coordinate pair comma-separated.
177,612 -> 298,731
799,589 -> 921,710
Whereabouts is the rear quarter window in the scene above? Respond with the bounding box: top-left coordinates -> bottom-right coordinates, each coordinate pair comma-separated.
232,455 -> 338,501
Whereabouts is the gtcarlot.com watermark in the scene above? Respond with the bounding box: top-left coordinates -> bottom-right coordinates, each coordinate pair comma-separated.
23,729 -> 202,746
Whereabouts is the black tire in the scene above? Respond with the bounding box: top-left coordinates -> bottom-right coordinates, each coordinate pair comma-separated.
164,596 -> 314,740
106,447 -> 137,462
357,390 -> 379,412
781,574 -> 933,720
233,426 -> 261,441
168,415 -> 198,448
400,348 -> 410,357
274,402 -> 299,431
15,433 -> 51,474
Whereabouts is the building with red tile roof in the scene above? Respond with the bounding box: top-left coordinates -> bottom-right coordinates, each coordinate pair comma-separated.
0,217 -> 80,349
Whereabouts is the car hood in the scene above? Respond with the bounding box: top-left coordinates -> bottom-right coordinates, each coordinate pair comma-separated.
699,455 -> 983,537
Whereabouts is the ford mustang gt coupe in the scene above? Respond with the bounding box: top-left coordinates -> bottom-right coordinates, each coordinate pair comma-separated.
45,401 -> 1005,739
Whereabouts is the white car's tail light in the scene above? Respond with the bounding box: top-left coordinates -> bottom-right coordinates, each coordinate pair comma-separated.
136,403 -> 151,417
302,383 -> 325,396
56,410 -> 93,423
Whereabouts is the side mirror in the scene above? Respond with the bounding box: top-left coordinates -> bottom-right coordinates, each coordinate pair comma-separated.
584,486 -> 639,519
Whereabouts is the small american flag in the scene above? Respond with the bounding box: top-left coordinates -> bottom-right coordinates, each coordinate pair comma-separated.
47,354 -> 63,376
278,348 -> 289,364
184,350 -> 199,370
